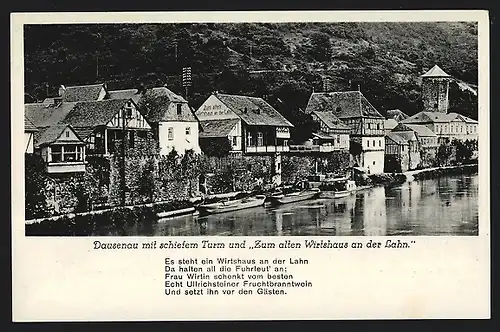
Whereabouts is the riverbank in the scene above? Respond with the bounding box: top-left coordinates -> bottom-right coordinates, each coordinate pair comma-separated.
25,199 -> 195,236
368,163 -> 478,187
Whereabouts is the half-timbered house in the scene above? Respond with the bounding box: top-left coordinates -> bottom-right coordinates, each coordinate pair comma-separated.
305,91 -> 385,174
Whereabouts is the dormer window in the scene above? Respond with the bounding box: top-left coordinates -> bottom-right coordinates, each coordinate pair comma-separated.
177,104 -> 182,115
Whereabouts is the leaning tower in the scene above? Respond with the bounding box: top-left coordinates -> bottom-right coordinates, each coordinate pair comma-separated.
421,64 -> 452,113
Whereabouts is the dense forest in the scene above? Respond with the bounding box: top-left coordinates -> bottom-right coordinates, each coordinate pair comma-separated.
24,22 -> 478,133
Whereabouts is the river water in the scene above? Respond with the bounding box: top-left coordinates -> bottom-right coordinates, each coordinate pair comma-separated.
118,173 -> 479,236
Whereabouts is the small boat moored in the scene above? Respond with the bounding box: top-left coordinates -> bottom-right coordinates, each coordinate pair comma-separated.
267,180 -> 321,205
197,194 -> 267,215
319,177 -> 357,199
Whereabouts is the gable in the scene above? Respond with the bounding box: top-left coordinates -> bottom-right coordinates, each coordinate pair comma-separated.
56,126 -> 82,143
106,101 -> 151,129
196,95 -> 239,121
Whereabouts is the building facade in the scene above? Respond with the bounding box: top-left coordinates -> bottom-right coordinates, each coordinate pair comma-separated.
108,86 -> 201,155
24,116 -> 38,154
305,91 -> 385,174
196,92 -> 294,155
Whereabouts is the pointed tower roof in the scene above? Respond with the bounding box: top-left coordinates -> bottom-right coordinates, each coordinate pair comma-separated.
421,65 -> 452,78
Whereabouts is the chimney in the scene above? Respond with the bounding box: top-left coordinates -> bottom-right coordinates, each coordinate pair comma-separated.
58,85 -> 66,97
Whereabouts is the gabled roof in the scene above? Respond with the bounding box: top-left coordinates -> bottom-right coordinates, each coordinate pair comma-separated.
107,89 -> 142,104
390,131 -> 418,142
421,65 -> 451,78
312,132 -> 337,140
199,119 -> 240,138
449,113 -> 478,124
141,94 -> 197,123
215,93 -> 294,127
401,111 -> 452,124
384,119 -> 398,131
386,109 -> 409,121
34,124 -> 84,148
305,91 -> 384,119
24,116 -> 38,132
393,123 -> 437,137
110,86 -> 196,123
386,132 -> 409,145
61,84 -> 105,102
61,99 -> 130,128
25,102 -> 78,128
312,111 -> 350,130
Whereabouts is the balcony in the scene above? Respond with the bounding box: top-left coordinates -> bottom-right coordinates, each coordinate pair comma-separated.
46,161 -> 86,174
245,145 -> 289,153
289,145 -> 347,153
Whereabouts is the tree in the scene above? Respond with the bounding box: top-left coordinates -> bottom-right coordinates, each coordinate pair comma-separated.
25,154 -> 49,219
199,138 -> 232,157
309,32 -> 332,62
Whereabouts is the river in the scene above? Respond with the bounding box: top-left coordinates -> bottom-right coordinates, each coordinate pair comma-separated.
115,173 -> 479,236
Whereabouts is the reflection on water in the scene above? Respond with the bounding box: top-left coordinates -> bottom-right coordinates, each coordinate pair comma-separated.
109,174 -> 479,236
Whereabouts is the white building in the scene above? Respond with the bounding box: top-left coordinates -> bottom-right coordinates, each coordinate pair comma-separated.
305,91 -> 385,175
108,86 -> 201,155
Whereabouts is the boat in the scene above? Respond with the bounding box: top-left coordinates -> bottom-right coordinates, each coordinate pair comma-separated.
267,182 -> 321,205
197,194 -> 267,215
319,177 -> 357,199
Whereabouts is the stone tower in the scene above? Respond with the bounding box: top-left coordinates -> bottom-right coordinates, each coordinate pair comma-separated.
421,65 -> 452,113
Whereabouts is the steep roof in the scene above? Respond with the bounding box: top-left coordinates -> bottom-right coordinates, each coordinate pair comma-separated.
107,89 -> 142,103
142,94 -> 197,123
391,131 -> 418,142
305,91 -> 384,119
34,124 -> 83,148
401,111 -> 452,124
62,99 -> 129,128
215,93 -> 293,127
421,65 -> 451,78
402,124 -> 438,137
386,109 -> 409,121
199,119 -> 239,138
449,113 -> 478,124
61,84 -> 105,102
386,132 -> 409,145
24,116 -> 38,132
25,102 -> 78,128
312,111 -> 350,130
384,119 -> 398,131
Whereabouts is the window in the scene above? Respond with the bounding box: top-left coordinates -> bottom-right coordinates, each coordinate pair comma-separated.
373,140 -> 375,147
367,140 -> 370,147
168,127 -> 174,141
51,146 -> 62,162
177,104 -> 182,115
283,140 -> 288,146
379,139 -> 381,147
377,123 -> 380,130
336,135 -> 340,145
373,161 -> 376,165
65,131 -> 70,138
257,132 -> 263,146
64,145 -> 77,161
247,132 -> 252,146
186,127 -> 191,135
125,106 -> 133,118
232,136 -> 237,146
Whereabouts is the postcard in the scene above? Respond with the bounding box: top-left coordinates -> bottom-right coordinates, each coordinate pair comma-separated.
12,10 -> 490,321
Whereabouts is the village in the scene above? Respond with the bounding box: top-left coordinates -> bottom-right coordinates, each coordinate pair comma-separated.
24,63 -> 479,230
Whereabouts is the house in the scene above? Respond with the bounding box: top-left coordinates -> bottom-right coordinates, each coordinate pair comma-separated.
24,116 -> 38,154
61,99 -> 152,155
308,111 -> 350,152
384,132 -> 411,172
304,91 -> 385,174
400,111 -> 477,144
33,124 -> 86,174
107,86 -> 201,155
392,123 -> 438,168
196,92 -> 294,155
25,98 -> 152,157
58,83 -> 108,102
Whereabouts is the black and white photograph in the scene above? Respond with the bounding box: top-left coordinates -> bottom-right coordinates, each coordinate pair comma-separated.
23,19 -> 479,237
